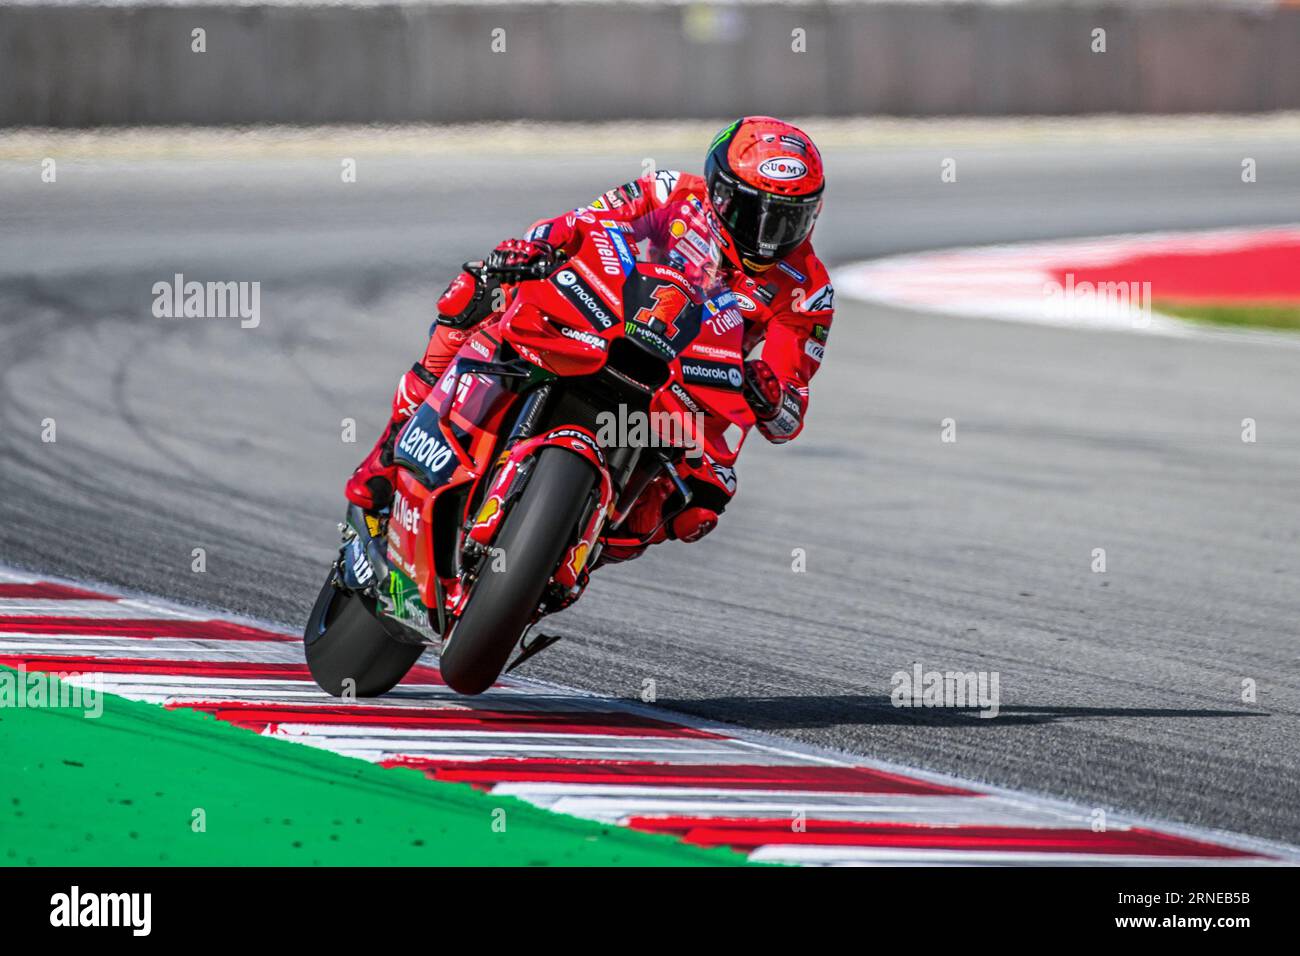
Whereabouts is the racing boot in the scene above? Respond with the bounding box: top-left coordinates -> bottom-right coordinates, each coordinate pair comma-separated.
598,479 -> 719,565
343,362 -> 439,511
343,265 -> 500,511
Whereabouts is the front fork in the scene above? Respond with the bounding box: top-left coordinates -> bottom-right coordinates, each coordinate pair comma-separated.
459,423 -> 615,615
337,503 -> 389,593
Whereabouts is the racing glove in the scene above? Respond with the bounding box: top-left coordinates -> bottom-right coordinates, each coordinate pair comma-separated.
744,358 -> 806,444
742,359 -> 783,421
436,238 -> 559,331
487,238 -> 557,274
435,269 -> 498,330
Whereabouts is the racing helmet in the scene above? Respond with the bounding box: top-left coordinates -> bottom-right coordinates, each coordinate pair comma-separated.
704,117 -> 825,273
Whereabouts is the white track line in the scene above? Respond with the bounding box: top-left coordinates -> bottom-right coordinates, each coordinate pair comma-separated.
834,223 -> 1300,345
748,847 -> 1292,868
2,566 -> 1297,866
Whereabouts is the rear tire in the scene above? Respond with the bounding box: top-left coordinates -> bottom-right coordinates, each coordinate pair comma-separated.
439,447 -> 596,694
303,575 -> 427,697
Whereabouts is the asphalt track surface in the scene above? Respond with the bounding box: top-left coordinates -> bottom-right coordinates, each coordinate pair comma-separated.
2,123 -> 1300,845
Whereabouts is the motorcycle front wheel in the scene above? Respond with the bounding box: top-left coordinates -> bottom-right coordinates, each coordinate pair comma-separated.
438,446 -> 596,695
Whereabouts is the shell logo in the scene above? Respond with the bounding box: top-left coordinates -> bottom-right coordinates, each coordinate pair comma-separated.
669,219 -> 687,238
473,496 -> 501,529
567,541 -> 590,577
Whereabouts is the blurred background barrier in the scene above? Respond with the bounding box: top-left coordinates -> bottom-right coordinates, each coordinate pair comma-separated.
3,0 -> 1300,127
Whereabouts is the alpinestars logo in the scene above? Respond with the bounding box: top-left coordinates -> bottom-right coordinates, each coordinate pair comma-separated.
654,169 -> 680,202
553,269 -> 615,330
711,461 -> 737,494
803,283 -> 834,312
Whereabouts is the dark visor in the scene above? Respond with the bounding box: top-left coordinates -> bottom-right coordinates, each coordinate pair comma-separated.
709,171 -> 822,262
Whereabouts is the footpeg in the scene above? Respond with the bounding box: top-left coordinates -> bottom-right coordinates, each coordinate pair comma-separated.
504,631 -> 562,674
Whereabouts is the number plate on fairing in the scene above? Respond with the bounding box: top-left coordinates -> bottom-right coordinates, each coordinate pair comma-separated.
621,270 -> 704,358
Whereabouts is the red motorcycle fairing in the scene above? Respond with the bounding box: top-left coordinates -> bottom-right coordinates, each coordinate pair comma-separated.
386,217 -> 758,641
498,223 -> 756,466
386,332 -> 521,616
464,425 -> 614,599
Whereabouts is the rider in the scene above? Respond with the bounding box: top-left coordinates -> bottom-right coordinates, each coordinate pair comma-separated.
345,116 -> 834,562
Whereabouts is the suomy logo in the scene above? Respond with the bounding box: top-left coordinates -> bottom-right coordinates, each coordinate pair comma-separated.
758,157 -> 808,181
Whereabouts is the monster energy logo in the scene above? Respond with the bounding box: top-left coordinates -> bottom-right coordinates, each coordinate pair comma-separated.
710,120 -> 740,150
624,321 -> 674,356
386,569 -> 429,629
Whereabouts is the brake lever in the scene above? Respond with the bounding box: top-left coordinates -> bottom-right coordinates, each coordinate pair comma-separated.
469,250 -> 568,283
536,249 -> 568,277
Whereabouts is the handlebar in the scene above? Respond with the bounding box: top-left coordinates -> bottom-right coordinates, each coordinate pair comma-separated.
465,250 -> 568,284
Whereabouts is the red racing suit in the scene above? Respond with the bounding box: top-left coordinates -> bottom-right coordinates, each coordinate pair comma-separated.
527,170 -> 834,444
346,169 -> 835,555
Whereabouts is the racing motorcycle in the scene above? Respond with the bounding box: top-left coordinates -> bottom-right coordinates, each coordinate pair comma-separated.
303,215 -> 754,696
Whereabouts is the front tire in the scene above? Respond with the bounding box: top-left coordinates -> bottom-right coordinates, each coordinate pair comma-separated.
439,447 -> 597,694
303,575 -> 427,697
